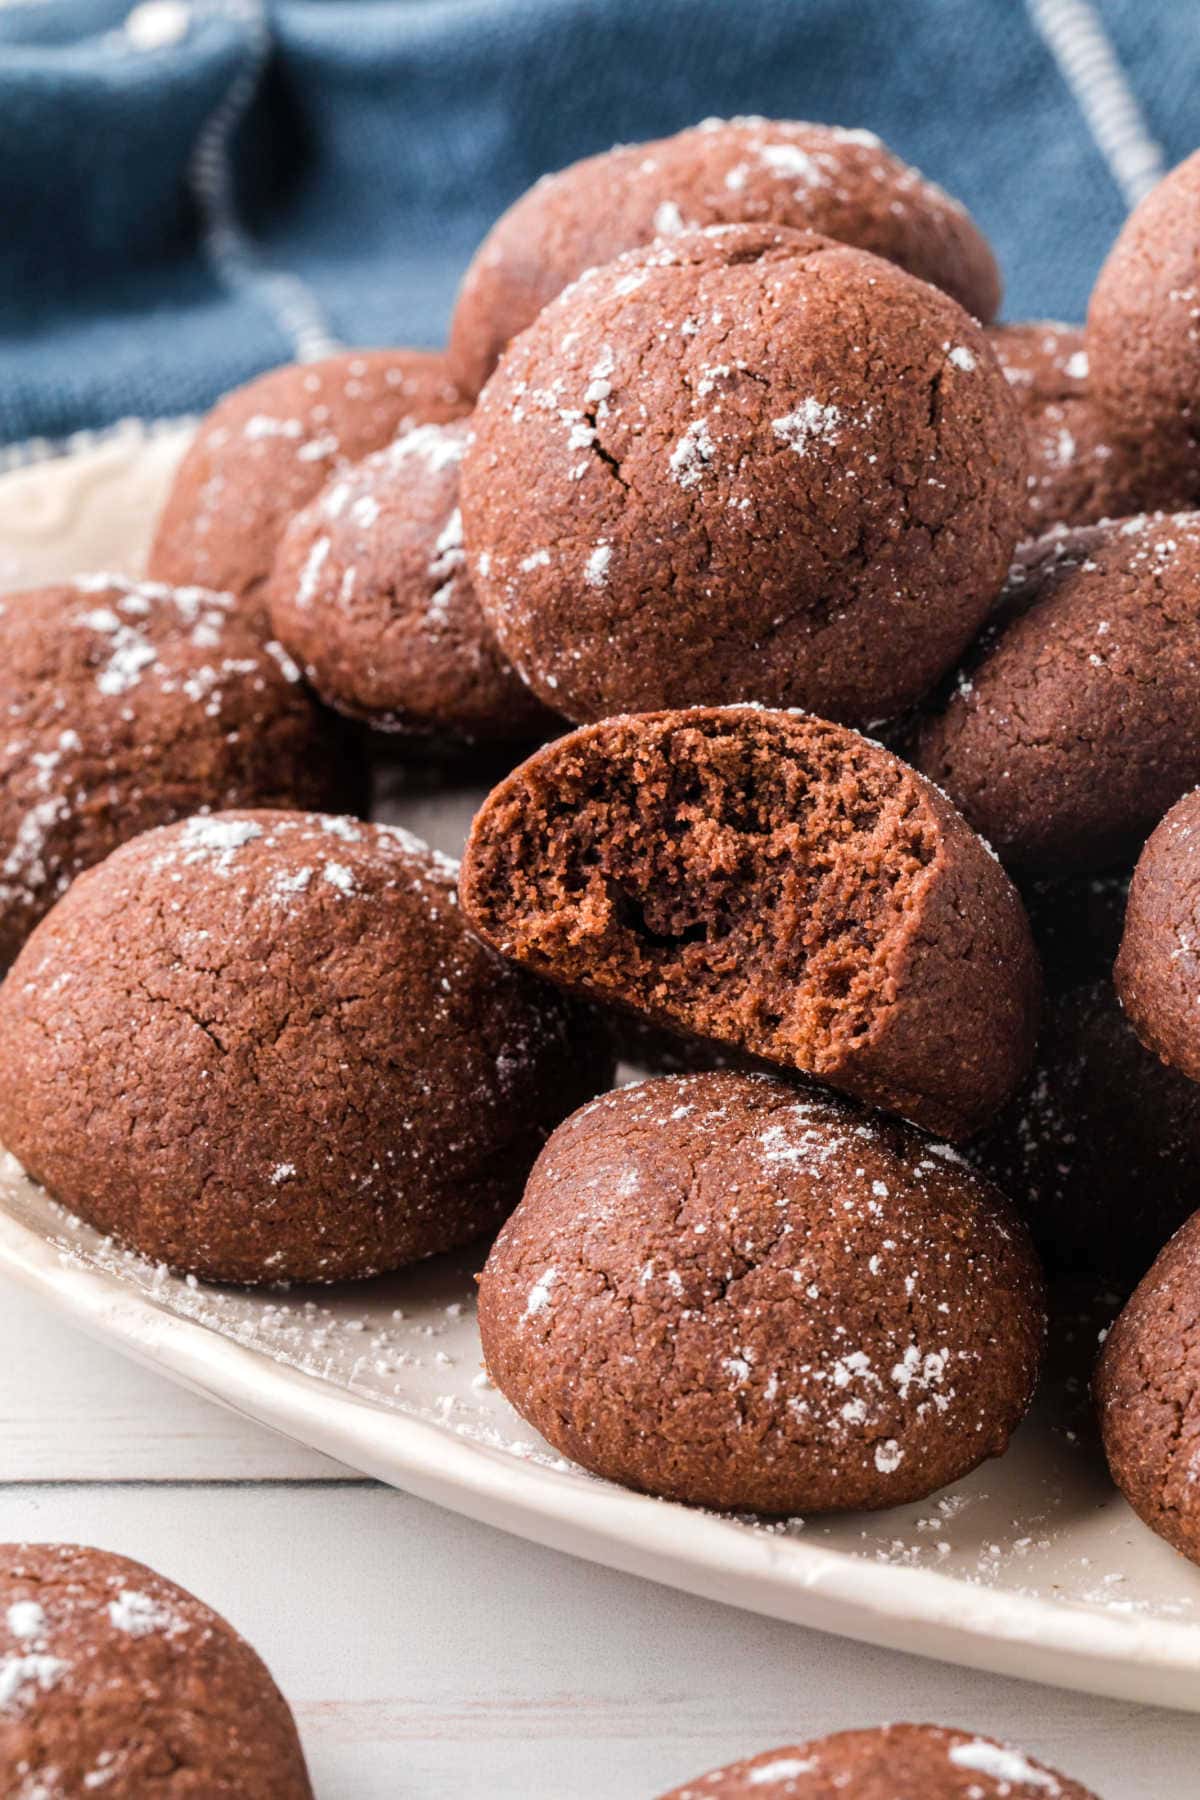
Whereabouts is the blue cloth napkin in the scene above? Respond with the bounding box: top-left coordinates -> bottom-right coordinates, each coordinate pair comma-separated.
0,0 -> 1193,456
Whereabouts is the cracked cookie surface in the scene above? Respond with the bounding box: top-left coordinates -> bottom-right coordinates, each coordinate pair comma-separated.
460,223 -> 1023,728
148,350 -> 468,626
915,514 -> 1200,874
267,418 -> 553,743
0,811 -> 613,1283
1095,1205 -> 1200,1568
0,1541 -> 312,1797
478,1071 -> 1045,1514
449,117 -> 1001,394
459,707 -> 1040,1141
987,320 -> 1154,536
0,577 -> 358,974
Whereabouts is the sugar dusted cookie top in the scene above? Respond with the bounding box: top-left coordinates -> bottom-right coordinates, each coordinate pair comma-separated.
915,513 -> 1200,874
450,117 -> 1001,393
987,321 -> 1155,535
0,811 -> 612,1284
0,575 -> 357,972
478,1071 -> 1045,1515
461,224 -> 1024,728
268,418 -> 553,743
148,349 -> 468,621
0,1542 -> 312,1798
657,1722 -> 1096,1797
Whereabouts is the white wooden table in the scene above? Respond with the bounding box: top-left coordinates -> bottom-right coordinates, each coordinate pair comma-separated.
1,1276 -> 1195,1798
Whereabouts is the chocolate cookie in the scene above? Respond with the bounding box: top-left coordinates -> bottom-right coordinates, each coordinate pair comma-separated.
1115,787 -> 1200,1083
0,812 -> 612,1283
0,1542 -> 311,1797
987,321 -> 1149,535
1095,1207 -> 1200,1566
915,515 -> 1200,873
449,117 -> 1001,394
459,708 -> 1040,1141
657,1724 -> 1097,1798
460,224 -> 1024,728
0,576 -> 357,973
971,977 -> 1200,1288
267,419 -> 552,743
479,1072 -> 1045,1513
147,350 -> 469,623
1088,149 -> 1200,502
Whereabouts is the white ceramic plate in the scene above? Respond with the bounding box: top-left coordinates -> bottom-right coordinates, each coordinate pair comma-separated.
2,431 -> 1200,1715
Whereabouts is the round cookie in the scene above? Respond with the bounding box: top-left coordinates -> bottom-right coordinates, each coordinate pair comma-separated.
459,707 -> 1040,1142
971,977 -> 1200,1288
915,514 -> 1200,873
449,117 -> 1001,394
0,811 -> 613,1284
0,1542 -> 311,1797
479,1071 -> 1046,1514
1095,1206 -> 1200,1566
267,419 -> 552,743
1088,149 -> 1200,501
147,350 -> 469,622
987,321 -> 1151,535
460,224 -> 1025,728
657,1724 -> 1097,1798
0,576 -> 358,973
1115,787 -> 1200,1083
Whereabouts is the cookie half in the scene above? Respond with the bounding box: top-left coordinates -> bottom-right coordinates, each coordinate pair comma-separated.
459,707 -> 1040,1140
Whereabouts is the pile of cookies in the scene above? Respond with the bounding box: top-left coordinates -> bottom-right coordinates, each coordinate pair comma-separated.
9,113 -> 1200,1792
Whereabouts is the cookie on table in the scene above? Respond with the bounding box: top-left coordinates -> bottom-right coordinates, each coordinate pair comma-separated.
987,321 -> 1149,534
460,224 -> 1024,729
267,419 -> 553,744
147,350 -> 468,623
1115,787 -> 1200,1083
971,978 -> 1200,1289
915,515 -> 1200,874
479,1072 -> 1045,1514
1096,1206 -> 1200,1566
1088,149 -> 1200,503
0,576 -> 358,973
657,1723 -> 1097,1798
0,812 -> 613,1284
459,707 -> 1040,1142
449,117 -> 1001,394
0,1542 -> 311,1797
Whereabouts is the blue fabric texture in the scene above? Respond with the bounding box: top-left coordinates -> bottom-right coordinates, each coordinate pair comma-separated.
0,0 -> 1194,449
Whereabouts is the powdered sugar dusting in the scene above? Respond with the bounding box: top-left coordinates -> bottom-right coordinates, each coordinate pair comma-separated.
107,1589 -> 180,1638
669,418 -> 716,488
521,1268 -> 558,1322
772,399 -> 841,454
5,1602 -> 45,1642
0,1653 -> 69,1713
747,1757 -> 818,1785
584,542 -> 612,588
948,1740 -> 1061,1791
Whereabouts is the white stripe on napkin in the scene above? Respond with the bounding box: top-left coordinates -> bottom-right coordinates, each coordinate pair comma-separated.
190,0 -> 340,361
1028,0 -> 1165,208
